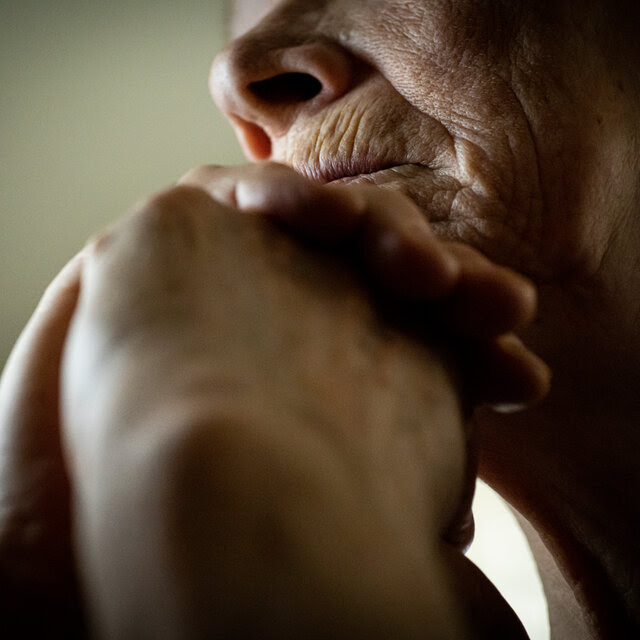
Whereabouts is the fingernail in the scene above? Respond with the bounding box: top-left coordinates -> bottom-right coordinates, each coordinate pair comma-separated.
491,402 -> 529,414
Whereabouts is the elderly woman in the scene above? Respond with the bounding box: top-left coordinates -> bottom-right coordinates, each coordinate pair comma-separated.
0,0 -> 638,638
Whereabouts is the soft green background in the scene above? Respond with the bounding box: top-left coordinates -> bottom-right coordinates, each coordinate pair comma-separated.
1,0 -> 244,366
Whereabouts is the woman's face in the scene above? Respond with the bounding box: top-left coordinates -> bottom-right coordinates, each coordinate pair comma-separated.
214,0 -> 639,283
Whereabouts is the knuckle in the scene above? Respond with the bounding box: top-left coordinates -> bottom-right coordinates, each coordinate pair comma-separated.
85,228 -> 115,257
135,184 -> 213,230
112,184 -> 226,252
84,185 -> 219,282
121,186 -> 225,268
179,164 -> 223,187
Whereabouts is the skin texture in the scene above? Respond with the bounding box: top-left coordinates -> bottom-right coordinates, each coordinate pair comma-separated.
61,186 -> 530,638
0,177 -> 540,637
0,0 -> 638,637
220,0 -> 640,282
212,0 -> 640,636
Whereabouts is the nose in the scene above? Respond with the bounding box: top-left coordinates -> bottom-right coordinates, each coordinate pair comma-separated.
210,31 -> 355,161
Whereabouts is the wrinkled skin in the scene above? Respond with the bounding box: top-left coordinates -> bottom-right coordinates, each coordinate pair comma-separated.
0,173 -> 543,638
213,0 -> 640,636
219,0 -> 639,282
1,0 -> 639,637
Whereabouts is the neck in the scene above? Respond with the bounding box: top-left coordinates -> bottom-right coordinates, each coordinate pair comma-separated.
475,279 -> 640,638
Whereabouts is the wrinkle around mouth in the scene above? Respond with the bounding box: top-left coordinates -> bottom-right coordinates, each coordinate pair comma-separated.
287,157 -> 463,226
292,158 -> 430,185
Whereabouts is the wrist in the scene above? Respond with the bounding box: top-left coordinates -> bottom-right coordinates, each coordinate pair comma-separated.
75,401 -> 465,639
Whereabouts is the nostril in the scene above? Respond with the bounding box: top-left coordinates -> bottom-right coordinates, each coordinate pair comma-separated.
248,73 -> 323,105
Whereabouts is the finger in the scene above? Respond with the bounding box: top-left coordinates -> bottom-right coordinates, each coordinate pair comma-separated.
345,184 -> 460,299
180,162 -> 366,242
0,252 -> 86,634
181,164 -> 461,298
443,243 -> 537,338
179,164 -> 246,207
464,333 -> 551,411
235,173 -> 461,297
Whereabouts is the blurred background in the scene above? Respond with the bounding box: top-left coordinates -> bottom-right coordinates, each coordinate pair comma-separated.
1,0 -> 243,364
1,1 -> 548,637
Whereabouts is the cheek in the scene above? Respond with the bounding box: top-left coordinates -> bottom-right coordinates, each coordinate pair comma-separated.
341,0 -> 521,133
346,13 -> 548,273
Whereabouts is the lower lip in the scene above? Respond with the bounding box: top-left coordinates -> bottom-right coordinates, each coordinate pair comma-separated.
328,164 -> 418,185
329,174 -> 375,185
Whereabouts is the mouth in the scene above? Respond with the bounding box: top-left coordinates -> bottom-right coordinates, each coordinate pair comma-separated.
290,154 -> 459,226
327,163 -> 426,185
291,154 -> 424,184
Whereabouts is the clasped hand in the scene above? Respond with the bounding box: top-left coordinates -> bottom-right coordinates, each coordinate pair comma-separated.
0,163 -> 547,636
